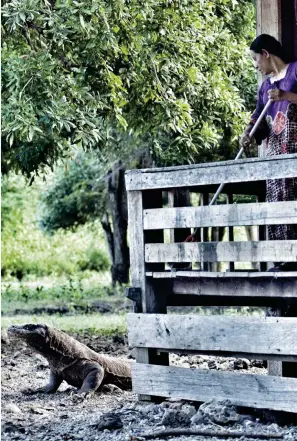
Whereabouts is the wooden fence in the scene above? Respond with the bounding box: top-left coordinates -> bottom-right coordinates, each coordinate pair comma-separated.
125,153 -> 297,413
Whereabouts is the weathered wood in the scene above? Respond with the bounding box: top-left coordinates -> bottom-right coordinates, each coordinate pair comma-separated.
257,0 -> 281,41
167,189 -> 192,270
127,191 -> 149,399
201,192 -> 210,271
127,190 -> 169,400
146,271 -> 297,279
125,154 -> 297,190
257,194 -> 268,271
145,241 -> 297,263
143,201 -> 297,230
132,364 -> 297,412
147,271 -> 297,301
169,274 -> 297,299
127,314 -> 297,358
226,193 -> 235,272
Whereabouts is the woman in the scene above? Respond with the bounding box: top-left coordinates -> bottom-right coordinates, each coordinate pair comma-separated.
240,34 -> 297,271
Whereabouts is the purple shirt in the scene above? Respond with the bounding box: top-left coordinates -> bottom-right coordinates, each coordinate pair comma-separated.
251,61 -> 297,154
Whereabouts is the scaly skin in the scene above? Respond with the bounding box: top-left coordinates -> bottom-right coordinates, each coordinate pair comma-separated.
8,324 -> 132,395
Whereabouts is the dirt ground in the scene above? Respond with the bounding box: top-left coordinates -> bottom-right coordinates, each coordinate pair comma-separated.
2,329 -> 297,441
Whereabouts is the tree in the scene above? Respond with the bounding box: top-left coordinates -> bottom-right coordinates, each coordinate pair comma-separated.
2,0 -> 257,285
2,0 -> 257,177
39,150 -> 131,285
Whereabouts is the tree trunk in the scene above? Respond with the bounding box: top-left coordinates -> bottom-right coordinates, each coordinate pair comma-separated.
107,161 -> 129,286
101,212 -> 114,265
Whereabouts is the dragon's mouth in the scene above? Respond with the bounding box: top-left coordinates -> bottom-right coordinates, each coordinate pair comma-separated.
7,324 -> 48,338
7,325 -> 29,336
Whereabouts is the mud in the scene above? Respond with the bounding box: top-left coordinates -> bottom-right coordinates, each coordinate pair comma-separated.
2,330 -> 297,441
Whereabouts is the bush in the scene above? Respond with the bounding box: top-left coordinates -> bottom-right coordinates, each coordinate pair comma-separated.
1,174 -> 110,280
78,247 -> 110,272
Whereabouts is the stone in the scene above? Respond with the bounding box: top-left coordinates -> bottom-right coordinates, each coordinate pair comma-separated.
191,399 -> 242,425
181,404 -> 196,418
5,403 -> 22,414
92,412 -> 123,431
161,409 -> 191,428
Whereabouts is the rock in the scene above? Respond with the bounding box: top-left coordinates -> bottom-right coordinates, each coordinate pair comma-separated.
191,399 -> 242,425
251,360 -> 265,368
30,406 -> 47,415
233,359 -> 249,370
207,360 -> 217,369
181,404 -> 196,418
160,401 -> 171,409
1,329 -> 9,344
2,422 -> 25,434
5,403 -> 22,414
161,409 -> 191,428
92,412 -> 123,431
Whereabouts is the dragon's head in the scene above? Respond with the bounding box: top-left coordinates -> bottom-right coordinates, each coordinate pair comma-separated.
8,324 -> 50,351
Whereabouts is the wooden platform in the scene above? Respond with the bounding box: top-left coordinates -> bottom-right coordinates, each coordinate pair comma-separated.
125,153 -> 297,412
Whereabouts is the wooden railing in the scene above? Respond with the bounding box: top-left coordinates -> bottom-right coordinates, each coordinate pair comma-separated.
125,153 -> 297,412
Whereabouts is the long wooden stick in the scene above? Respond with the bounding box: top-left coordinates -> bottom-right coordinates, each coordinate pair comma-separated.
131,427 -> 283,440
209,98 -> 272,207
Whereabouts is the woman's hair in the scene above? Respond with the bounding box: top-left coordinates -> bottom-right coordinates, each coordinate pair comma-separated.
250,34 -> 291,62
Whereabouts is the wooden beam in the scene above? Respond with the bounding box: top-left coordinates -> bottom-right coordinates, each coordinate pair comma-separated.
146,270 -> 297,278
257,0 -> 281,40
148,271 -> 297,302
132,364 -> 297,412
143,201 -> 297,230
127,190 -> 169,401
125,154 -> 297,191
127,191 -> 145,294
127,314 -> 297,358
145,241 -> 297,263
169,274 -> 297,299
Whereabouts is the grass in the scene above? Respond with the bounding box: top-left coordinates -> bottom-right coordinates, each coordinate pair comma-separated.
2,174 -> 110,281
1,313 -> 127,335
1,276 -> 126,313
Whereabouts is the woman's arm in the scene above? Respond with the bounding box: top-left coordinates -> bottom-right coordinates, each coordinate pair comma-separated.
268,89 -> 297,103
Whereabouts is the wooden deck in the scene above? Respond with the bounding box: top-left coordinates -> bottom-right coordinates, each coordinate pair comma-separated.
125,153 -> 297,412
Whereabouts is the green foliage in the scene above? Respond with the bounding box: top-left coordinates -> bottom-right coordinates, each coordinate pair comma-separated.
1,278 -> 121,306
1,174 -> 110,279
1,313 -> 127,335
1,175 -> 24,230
2,0 -> 257,175
78,247 -> 110,272
39,151 -> 107,232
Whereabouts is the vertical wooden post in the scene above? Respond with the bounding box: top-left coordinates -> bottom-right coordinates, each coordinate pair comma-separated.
127,189 -> 169,401
256,0 -> 281,40
202,193 -> 210,271
227,193 -> 235,272
168,189 -> 192,270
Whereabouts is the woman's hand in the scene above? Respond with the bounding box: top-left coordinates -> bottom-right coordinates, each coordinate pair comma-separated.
239,132 -> 251,149
268,88 -> 286,101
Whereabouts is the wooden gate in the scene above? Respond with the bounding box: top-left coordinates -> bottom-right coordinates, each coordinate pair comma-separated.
125,153 -> 297,412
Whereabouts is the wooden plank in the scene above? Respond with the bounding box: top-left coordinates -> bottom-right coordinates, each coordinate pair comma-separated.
132,364 -> 297,412
169,275 -> 297,299
125,154 -> 297,190
127,314 -> 297,357
127,190 -> 169,401
127,191 -> 150,398
148,271 -> 297,300
127,191 -> 145,293
226,193 -> 234,272
143,201 -> 297,229
167,189 -> 192,270
147,271 -> 297,278
260,0 -> 281,41
145,241 -> 297,263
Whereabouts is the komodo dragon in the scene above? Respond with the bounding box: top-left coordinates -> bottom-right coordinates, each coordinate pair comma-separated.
8,324 -> 132,395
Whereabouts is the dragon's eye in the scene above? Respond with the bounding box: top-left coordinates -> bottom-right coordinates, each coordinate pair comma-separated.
24,325 -> 37,331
